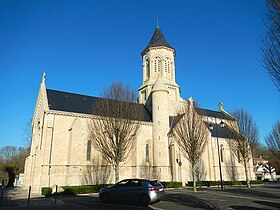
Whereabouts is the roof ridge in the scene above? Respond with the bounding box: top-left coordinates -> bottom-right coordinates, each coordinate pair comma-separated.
47,88 -> 96,99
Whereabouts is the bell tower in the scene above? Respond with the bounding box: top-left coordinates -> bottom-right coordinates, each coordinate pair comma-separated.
138,26 -> 181,116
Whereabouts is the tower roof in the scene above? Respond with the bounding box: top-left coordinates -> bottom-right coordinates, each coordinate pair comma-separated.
152,76 -> 169,93
141,26 -> 175,56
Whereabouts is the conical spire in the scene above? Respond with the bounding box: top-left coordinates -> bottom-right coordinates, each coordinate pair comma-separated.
141,27 -> 175,56
152,76 -> 169,93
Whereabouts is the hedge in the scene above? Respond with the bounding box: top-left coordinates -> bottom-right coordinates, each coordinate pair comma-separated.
186,180 -> 263,187
62,184 -> 111,195
42,182 -> 182,197
42,180 -> 263,196
161,181 -> 182,188
41,184 -> 110,197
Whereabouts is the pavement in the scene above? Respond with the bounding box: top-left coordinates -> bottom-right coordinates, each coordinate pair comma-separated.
0,186 -> 218,210
1,184 -> 280,210
0,187 -> 96,210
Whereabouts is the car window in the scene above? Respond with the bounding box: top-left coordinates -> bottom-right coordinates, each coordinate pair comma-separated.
131,180 -> 143,187
116,180 -> 131,187
149,180 -> 162,187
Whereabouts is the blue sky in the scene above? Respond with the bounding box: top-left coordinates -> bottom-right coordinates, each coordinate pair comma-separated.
0,0 -> 279,148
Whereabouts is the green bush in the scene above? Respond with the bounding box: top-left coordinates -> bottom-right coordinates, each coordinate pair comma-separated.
41,187 -> 52,197
250,180 -> 263,185
41,184 -> 111,197
186,181 -> 203,187
62,184 -> 110,195
62,186 -> 94,195
185,180 -> 263,188
203,181 -> 219,187
241,181 -> 247,185
160,181 -> 182,188
230,181 -> 241,186
209,181 -> 219,186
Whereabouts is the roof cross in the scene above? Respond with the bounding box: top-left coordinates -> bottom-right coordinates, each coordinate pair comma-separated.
156,11 -> 159,28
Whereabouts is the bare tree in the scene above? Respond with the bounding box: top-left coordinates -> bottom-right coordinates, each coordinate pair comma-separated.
172,102 -> 209,192
231,109 -> 259,158
139,161 -> 161,180
194,159 -> 206,181
268,159 -> 280,174
228,109 -> 256,188
227,128 -> 252,188
262,0 -> 280,93
88,82 -> 141,183
82,157 -> 111,185
266,121 -> 280,172
22,118 -> 32,151
0,146 -> 29,187
225,156 -> 237,181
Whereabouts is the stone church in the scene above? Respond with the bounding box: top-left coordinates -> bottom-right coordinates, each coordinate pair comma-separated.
23,26 -> 254,192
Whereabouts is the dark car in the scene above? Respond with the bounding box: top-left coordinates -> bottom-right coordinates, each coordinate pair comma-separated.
99,178 -> 165,206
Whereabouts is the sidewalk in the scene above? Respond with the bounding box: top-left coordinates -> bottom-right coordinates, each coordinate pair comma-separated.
0,187 -> 96,210
1,187 -> 59,209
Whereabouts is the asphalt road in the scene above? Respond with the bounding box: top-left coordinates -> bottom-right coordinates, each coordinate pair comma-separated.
158,183 -> 280,210
1,183 -> 280,210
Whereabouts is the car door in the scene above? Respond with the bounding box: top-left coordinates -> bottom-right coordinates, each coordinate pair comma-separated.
110,179 -> 132,202
129,180 -> 145,202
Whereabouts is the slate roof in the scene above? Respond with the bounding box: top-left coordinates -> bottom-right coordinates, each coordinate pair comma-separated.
169,118 -> 239,139
141,27 -> 175,56
169,107 -> 235,130
195,107 -> 235,121
205,122 -> 239,139
46,89 -> 152,122
168,107 -> 238,139
169,114 -> 184,131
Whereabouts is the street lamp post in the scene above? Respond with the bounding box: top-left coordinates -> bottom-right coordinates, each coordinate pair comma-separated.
209,117 -> 225,190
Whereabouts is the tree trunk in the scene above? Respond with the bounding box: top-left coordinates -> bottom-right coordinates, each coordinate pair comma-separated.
5,167 -> 15,188
115,164 -> 120,183
244,161 -> 250,188
192,165 -> 196,192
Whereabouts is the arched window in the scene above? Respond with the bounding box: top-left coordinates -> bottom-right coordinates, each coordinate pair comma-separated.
146,58 -> 150,79
154,56 -> 161,73
165,58 -> 170,73
220,144 -> 224,163
86,140 -> 92,161
145,144 -> 150,162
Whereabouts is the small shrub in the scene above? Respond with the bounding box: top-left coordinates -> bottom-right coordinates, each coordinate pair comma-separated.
161,181 -> 182,188
41,187 -> 52,197
250,180 -> 263,185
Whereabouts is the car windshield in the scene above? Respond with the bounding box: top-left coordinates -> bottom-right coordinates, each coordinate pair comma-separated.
149,180 -> 162,187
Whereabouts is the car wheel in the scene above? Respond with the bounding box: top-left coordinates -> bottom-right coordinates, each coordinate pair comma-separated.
139,195 -> 150,206
100,193 -> 110,203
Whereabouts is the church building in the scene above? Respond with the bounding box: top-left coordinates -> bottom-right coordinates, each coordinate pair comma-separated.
23,26 -> 254,193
